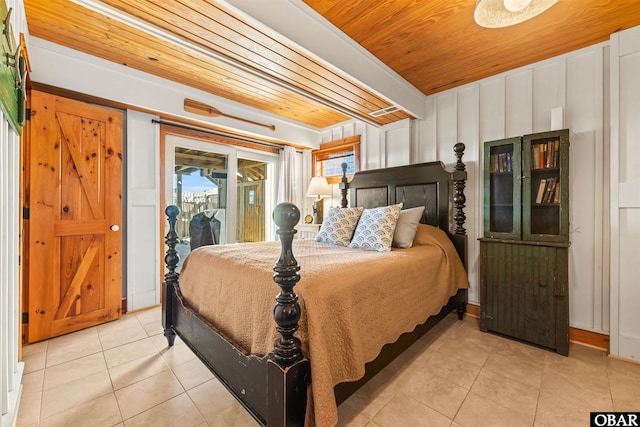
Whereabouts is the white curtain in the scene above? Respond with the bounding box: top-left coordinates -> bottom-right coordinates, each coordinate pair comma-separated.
277,145 -> 298,204
277,146 -> 316,223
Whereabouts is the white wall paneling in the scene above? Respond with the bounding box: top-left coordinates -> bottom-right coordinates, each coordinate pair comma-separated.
382,119 -> 412,168
430,42 -> 609,329
323,39 -> 616,335
610,25 -> 640,360
505,70 -> 533,136
2,1 -> 27,424
126,111 -> 161,310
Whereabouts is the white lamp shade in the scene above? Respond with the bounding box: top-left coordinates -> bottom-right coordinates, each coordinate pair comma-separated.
306,177 -> 331,198
474,0 -> 558,28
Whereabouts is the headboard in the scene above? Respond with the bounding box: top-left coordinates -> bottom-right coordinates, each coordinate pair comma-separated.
344,143 -> 467,265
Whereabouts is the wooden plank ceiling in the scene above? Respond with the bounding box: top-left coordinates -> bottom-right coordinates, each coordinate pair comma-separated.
25,0 -> 640,129
24,0 -> 411,129
304,0 -> 640,95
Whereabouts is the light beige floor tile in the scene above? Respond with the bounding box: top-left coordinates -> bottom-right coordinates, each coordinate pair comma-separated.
46,327 -> 99,351
372,394 -> 451,427
337,398 -> 373,427
132,306 -> 162,324
140,320 -> 165,337
437,334 -> 495,367
21,369 -> 44,395
172,357 -> 215,390
606,355 -> 640,377
115,369 -> 184,420
187,378 -> 238,424
493,335 -> 550,367
103,337 -> 158,368
567,343 -> 607,365
422,351 -> 482,390
469,369 -> 539,419
39,393 -> 121,427
216,400 -> 261,426
23,351 -> 46,374
607,370 -> 640,411
97,316 -> 148,350
16,388 -> 42,427
454,392 -> 533,427
340,375 -> 398,420
483,351 -> 544,389
40,370 -> 113,419
22,340 -> 48,357
150,331 -> 184,351
540,358 -> 612,408
45,331 -> 103,368
535,387 -> 609,427
123,393 -> 204,427
401,370 -> 467,419
109,352 -> 170,390
43,352 -> 106,390
374,351 -> 426,391
158,341 -> 197,368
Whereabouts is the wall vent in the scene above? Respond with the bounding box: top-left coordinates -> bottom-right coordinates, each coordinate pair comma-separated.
369,106 -> 400,117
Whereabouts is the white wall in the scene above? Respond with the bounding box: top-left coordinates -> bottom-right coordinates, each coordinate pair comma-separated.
610,25 -> 640,360
326,40 -> 614,336
126,111 -> 161,311
1,4 -> 27,426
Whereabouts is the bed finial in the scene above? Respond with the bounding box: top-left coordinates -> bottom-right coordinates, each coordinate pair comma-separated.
453,143 -> 466,235
163,205 -> 181,346
272,203 -> 303,365
340,162 -> 349,208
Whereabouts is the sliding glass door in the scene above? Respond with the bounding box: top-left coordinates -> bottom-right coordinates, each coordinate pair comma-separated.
165,134 -> 278,265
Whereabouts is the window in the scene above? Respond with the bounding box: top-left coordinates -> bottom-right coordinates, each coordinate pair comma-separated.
312,135 -> 360,184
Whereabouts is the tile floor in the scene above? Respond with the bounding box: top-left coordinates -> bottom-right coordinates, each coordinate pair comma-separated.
18,306 -> 640,427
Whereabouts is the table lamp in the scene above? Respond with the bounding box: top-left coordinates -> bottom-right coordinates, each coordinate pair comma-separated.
306,177 -> 331,224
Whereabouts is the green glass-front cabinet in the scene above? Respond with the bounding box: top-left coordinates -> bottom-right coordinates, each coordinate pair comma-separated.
480,129 -> 570,356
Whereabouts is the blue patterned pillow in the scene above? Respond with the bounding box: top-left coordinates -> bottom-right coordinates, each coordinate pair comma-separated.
314,207 -> 364,246
349,204 -> 403,252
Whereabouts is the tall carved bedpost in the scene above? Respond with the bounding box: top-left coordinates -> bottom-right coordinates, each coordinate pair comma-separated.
453,142 -> 467,236
268,202 -> 308,427
340,162 -> 349,208
163,205 -> 180,347
452,143 -> 468,320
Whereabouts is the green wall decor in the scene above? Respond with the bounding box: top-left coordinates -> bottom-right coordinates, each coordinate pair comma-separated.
0,1 -> 26,134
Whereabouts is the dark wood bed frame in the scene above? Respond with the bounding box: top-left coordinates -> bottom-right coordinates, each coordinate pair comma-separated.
162,143 -> 467,426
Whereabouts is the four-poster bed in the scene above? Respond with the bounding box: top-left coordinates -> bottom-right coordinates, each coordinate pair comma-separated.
162,143 -> 468,426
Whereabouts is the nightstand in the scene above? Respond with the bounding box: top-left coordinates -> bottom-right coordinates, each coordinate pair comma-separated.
297,223 -> 321,239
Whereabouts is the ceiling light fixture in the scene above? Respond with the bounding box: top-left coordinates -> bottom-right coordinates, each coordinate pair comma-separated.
474,0 -> 559,28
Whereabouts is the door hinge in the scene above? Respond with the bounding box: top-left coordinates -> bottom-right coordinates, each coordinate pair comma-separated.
22,207 -> 29,219
25,108 -> 31,120
22,312 -> 28,324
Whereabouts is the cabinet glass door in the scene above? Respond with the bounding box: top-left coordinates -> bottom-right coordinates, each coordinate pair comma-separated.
483,137 -> 521,239
522,129 -> 569,242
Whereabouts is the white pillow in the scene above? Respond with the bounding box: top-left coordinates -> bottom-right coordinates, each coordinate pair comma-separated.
393,206 -> 426,248
349,204 -> 402,252
314,207 -> 364,246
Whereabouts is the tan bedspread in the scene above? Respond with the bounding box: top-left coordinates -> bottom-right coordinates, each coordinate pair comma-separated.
178,225 -> 469,427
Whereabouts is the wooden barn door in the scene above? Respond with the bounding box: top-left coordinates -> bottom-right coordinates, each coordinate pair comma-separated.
27,91 -> 123,342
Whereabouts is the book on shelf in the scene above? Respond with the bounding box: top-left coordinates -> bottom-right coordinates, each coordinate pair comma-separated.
535,178 -> 547,204
545,177 -> 558,203
553,182 -> 561,204
553,139 -> 559,167
546,142 -> 553,168
539,144 -> 545,169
